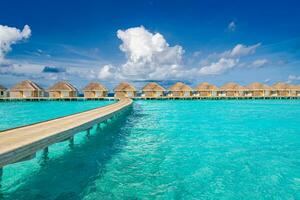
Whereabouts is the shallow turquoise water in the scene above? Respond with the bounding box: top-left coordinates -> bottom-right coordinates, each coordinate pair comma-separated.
1,100 -> 300,199
0,100 -> 113,131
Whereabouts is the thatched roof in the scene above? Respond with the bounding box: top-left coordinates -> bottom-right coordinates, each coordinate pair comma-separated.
48,81 -> 77,91
247,82 -> 271,90
83,82 -> 107,91
272,82 -> 290,90
142,82 -> 165,92
220,82 -> 246,91
114,82 -> 136,92
10,80 -> 44,91
0,85 -> 7,91
169,82 -> 193,91
195,82 -> 218,91
288,84 -> 300,90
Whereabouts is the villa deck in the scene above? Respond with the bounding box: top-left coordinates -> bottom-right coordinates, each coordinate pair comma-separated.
0,98 -> 132,169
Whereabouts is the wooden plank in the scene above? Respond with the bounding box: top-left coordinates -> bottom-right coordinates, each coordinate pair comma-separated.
0,98 -> 132,168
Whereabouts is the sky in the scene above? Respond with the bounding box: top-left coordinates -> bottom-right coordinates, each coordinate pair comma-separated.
0,0 -> 300,91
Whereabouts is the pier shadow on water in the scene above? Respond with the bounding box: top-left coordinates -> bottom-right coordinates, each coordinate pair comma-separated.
1,107 -> 137,200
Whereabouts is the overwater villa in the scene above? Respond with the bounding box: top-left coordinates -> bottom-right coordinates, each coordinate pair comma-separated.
194,82 -> 218,97
289,85 -> 300,96
10,80 -> 44,98
83,82 -> 108,98
141,82 -> 165,98
218,82 -> 247,97
0,85 -> 8,98
48,81 -> 78,98
114,82 -> 136,98
271,82 -> 291,97
168,82 -> 193,97
246,82 -> 272,97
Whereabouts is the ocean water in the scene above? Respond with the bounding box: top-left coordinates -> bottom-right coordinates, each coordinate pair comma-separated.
0,100 -> 114,131
1,100 -> 300,199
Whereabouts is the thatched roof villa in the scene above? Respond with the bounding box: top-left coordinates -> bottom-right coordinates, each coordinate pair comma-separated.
168,82 -> 193,97
271,82 -> 291,96
218,82 -> 247,97
0,85 -> 8,98
246,82 -> 272,97
83,82 -> 108,98
142,82 -> 165,98
114,82 -> 136,98
287,84 -> 300,96
48,81 -> 77,98
194,82 -> 218,97
10,80 -> 44,98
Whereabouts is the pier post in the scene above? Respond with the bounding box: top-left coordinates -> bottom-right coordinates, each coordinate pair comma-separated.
0,167 -> 3,186
42,147 -> 49,159
97,123 -> 101,129
86,128 -> 91,138
69,136 -> 74,148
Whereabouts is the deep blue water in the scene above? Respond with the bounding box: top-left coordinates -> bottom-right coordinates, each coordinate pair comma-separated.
1,100 -> 300,199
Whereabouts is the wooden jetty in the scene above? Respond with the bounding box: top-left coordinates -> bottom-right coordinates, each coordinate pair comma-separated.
0,98 -> 132,171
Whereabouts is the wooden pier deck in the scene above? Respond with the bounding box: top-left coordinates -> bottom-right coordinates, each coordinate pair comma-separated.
0,98 -> 132,169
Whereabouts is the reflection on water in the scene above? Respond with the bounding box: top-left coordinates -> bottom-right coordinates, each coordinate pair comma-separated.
1,107 -> 133,200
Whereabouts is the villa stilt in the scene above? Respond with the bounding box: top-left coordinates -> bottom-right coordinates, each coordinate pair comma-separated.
271,82 -> 291,97
168,82 -> 193,97
114,82 -> 136,98
142,82 -> 165,98
218,82 -> 246,97
0,85 -> 8,98
246,82 -> 272,97
10,80 -> 44,98
194,82 -> 218,97
48,81 -> 77,98
83,82 -> 108,98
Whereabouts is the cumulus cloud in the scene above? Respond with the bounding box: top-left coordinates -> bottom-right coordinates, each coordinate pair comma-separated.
251,59 -> 268,68
98,64 -> 119,80
96,27 -> 262,81
196,43 -> 261,75
0,24 -> 31,63
228,43 -> 261,57
116,26 -> 184,79
228,21 -> 236,32
198,58 -> 238,75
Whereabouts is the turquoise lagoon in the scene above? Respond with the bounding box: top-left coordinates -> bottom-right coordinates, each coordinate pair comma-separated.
1,100 -> 300,199
0,100 -> 114,131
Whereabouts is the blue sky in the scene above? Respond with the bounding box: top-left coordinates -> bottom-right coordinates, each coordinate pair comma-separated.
0,0 -> 300,90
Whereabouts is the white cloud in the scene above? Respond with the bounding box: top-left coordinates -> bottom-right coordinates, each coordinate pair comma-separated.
228,21 -> 236,32
98,64 -> 119,80
251,59 -> 268,68
287,75 -> 300,83
0,24 -> 31,63
198,58 -> 238,75
229,43 -> 261,57
115,26 -> 184,80
97,27 -> 261,80
0,24 -> 263,84
196,43 -> 261,75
